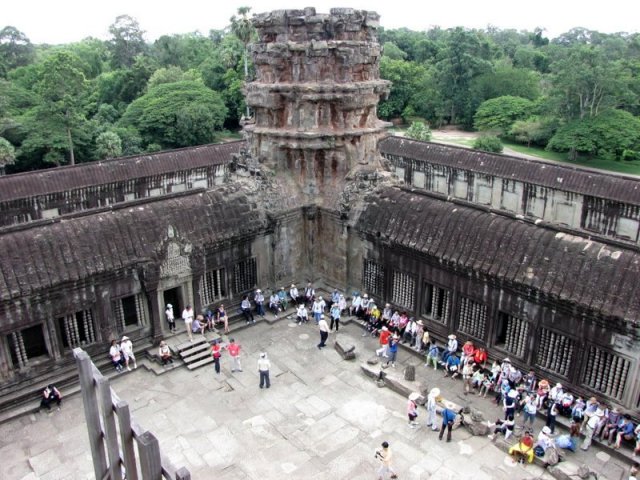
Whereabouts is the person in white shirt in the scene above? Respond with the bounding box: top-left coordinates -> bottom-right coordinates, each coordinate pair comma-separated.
312,296 -> 325,323
304,283 -> 315,304
165,304 -> 176,333
120,336 -> 136,371
182,305 -> 194,342
258,352 -> 271,388
317,315 -> 329,349
289,284 -> 299,305
350,293 -> 362,317
296,304 -> 309,324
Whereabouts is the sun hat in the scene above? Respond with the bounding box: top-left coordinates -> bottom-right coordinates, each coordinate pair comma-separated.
508,390 -> 518,398
166,303 -> 172,308
409,392 -> 420,401
121,336 -> 129,341
381,326 -> 388,331
429,387 -> 441,397
542,426 -> 551,434
448,334 -> 456,339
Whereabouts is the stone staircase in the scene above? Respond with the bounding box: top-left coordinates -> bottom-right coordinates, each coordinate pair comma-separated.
176,334 -> 223,370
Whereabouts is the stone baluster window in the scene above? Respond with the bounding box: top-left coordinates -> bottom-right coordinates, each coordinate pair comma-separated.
363,260 -> 385,298
7,324 -> 48,368
496,312 -> 529,358
113,294 -> 147,331
57,309 -> 96,349
233,258 -> 257,295
391,271 -> 415,310
582,346 -> 630,401
457,297 -> 487,340
535,328 -> 574,377
200,268 -> 227,306
422,282 -> 451,323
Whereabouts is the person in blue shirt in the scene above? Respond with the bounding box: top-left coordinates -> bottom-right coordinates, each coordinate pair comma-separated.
386,335 -> 399,367
443,354 -> 460,378
439,407 -> 462,442
613,414 -> 635,449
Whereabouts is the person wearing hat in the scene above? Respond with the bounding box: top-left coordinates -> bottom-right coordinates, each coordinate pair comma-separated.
385,334 -> 399,368
296,302 -> 309,325
536,426 -> 555,453
158,340 -> 173,366
330,300 -> 341,332
442,334 -> 458,364
504,388 -> 519,419
374,441 -> 397,480
312,295 -> 326,324
120,335 -> 136,371
258,352 -> 271,388
269,290 -> 281,317
165,303 -> 176,333
338,293 -> 347,315
376,326 -> 391,356
289,284 -> 299,305
277,287 -> 289,311
317,314 -> 329,349
426,388 -> 440,431
581,405 -> 605,450
254,288 -> 265,317
359,293 -> 370,318
109,339 -> 124,372
488,414 -> 515,441
425,341 -> 440,370
407,392 -> 420,428
349,292 -> 361,317
304,282 -> 315,304
413,320 -> 424,352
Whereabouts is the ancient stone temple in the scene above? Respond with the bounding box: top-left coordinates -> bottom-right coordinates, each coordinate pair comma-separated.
0,8 -> 639,416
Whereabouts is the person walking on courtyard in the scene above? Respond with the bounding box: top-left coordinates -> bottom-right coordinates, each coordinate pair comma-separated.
386,334 -> 399,368
254,289 -> 265,318
40,384 -> 62,411
374,441 -> 398,480
376,326 -> 391,356
120,336 -> 137,371
312,295 -> 325,324
228,338 -> 242,372
330,301 -> 341,331
165,303 -> 176,333
182,305 -> 194,342
426,388 -> 440,431
317,314 -> 329,349
241,294 -> 255,324
407,392 -> 420,428
258,352 -> 271,388
439,406 -> 462,442
158,340 -> 173,366
211,339 -> 223,374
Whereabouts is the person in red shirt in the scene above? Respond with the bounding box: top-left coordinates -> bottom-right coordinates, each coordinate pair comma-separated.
474,347 -> 488,367
211,339 -> 223,374
228,338 -> 242,372
376,326 -> 391,358
461,340 -> 475,364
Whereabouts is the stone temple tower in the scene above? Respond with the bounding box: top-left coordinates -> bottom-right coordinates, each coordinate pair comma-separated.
244,7 -> 391,204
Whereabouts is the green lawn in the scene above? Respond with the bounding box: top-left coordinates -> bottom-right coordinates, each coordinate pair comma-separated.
502,141 -> 640,176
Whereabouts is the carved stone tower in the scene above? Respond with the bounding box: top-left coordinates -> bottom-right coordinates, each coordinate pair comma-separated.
244,7 -> 391,204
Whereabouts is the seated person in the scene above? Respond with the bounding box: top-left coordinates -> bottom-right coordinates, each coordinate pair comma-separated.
40,384 -> 62,411
158,341 -> 173,365
192,315 -> 206,335
601,407 -> 622,442
509,430 -> 535,463
216,304 -> 229,333
269,292 -> 281,315
443,354 -> 461,378
559,391 -> 575,417
296,304 -> 309,324
204,309 -> 215,331
425,342 -> 440,370
488,415 -> 515,441
613,414 -> 635,449
277,287 -> 289,311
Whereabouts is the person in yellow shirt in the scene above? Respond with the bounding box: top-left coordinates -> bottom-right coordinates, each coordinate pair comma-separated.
375,441 -> 398,479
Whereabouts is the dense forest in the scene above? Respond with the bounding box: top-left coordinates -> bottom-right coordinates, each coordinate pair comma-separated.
1,10 -> 639,174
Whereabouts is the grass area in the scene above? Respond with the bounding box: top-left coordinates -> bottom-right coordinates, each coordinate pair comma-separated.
502,140 -> 640,176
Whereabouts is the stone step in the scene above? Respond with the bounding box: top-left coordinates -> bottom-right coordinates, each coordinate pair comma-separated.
175,337 -> 209,353
187,356 -> 214,371
183,349 -> 213,364
179,342 -> 211,359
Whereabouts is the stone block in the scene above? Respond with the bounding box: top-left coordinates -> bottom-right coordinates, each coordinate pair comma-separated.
404,365 -> 415,381
334,338 -> 356,360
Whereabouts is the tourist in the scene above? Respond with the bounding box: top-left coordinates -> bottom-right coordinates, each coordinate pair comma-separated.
407,392 -> 419,428
613,414 -> 635,449
633,425 -> 640,456
523,369 -> 536,394
488,414 -> 515,441
461,340 -> 475,365
312,295 -> 325,324
120,335 -> 137,371
211,339 -> 222,374
381,303 -> 392,324
296,303 -> 309,325
241,294 -> 255,324
204,308 -> 215,331
536,425 -> 555,453
521,394 -> 537,430
470,366 -> 485,391
40,384 -> 62,411
426,387 -> 440,431
581,396 -> 599,432
278,287 -> 289,311
535,379 -> 550,409
191,315 -> 206,336
269,291 -> 281,316
630,462 -> 639,480
473,346 -> 488,368
254,289 -> 265,317
158,341 -> 173,365
228,338 -> 242,373
317,314 -> 329,349
504,389 -> 518,420
386,334 -> 399,368
443,353 -> 460,378
402,317 -> 416,344
109,339 -> 124,372
289,284 -> 299,305
441,334 -> 457,364
374,441 -> 398,480
182,305 -> 194,342
439,407 -> 461,442
414,320 -> 425,351
601,407 -> 623,442
258,352 -> 271,388
581,405 -> 604,451
478,372 -> 494,398
304,282 -> 315,305
425,341 -> 440,370
338,294 -> 347,315
330,301 -> 341,331
165,303 -> 176,333
359,294 -> 370,318
217,304 -> 229,334
462,359 -> 475,395
376,326 -> 391,356
330,288 -> 340,311
509,429 -> 535,464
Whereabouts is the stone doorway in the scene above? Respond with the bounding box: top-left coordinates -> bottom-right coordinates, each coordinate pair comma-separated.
163,287 -> 183,331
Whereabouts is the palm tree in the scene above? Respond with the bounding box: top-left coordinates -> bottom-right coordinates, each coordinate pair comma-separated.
230,6 -> 255,118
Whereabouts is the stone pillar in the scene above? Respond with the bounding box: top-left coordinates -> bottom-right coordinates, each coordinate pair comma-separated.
245,8 -> 391,208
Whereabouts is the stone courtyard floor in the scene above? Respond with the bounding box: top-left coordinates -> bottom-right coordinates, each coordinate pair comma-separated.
0,318 -> 633,479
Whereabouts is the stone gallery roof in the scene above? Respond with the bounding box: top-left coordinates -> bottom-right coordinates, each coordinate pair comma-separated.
0,141 -> 243,203
0,187 -> 265,303
358,187 -> 640,321
379,136 -> 640,205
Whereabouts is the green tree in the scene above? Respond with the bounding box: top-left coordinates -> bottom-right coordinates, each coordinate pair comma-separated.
405,121 -> 432,141
120,81 -> 227,148
0,137 -> 16,174
36,51 -> 88,165
473,135 -> 503,153
0,26 -> 35,77
108,15 -> 147,69
509,117 -> 556,147
152,32 -> 215,70
230,6 -> 255,117
379,57 -> 430,120
95,130 -> 122,159
382,42 -> 407,60
474,96 -> 535,134
147,66 -> 203,89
